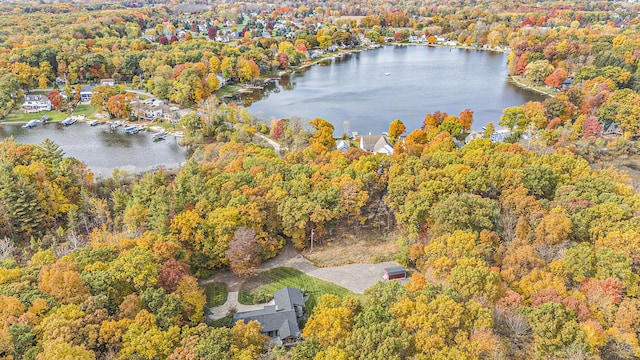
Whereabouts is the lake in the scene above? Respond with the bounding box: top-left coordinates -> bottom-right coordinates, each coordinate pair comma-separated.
1,46 -> 545,176
0,122 -> 187,178
242,45 -> 547,135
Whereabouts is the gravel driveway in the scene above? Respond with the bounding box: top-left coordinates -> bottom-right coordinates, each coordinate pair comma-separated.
205,245 -> 406,320
305,261 -> 403,294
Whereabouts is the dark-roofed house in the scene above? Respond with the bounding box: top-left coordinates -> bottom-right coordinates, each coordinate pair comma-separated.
604,122 -> 622,136
359,134 -> 394,155
234,287 -> 307,347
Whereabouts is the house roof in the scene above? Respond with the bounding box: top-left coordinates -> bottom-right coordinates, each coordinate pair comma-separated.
274,287 -> 304,310
278,319 -> 297,339
24,94 -> 48,102
336,140 -> 350,151
360,135 -> 382,151
373,136 -> 393,153
234,307 -> 300,337
384,266 -> 406,275
360,134 -> 393,154
233,287 -> 305,342
604,122 -> 622,135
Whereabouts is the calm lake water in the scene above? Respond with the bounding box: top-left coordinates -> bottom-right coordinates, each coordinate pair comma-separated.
1,46 -> 545,176
0,122 -> 187,178
243,46 -> 546,134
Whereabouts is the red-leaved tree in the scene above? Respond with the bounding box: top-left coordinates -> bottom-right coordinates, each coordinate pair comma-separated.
208,26 -> 217,40
48,89 -> 64,110
158,258 -> 190,293
228,227 -> 262,276
582,116 -> 603,138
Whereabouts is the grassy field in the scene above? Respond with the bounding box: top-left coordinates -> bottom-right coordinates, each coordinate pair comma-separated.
238,267 -> 356,312
74,104 -> 99,119
4,109 -> 70,123
203,282 -> 228,307
216,84 -> 243,98
305,228 -> 399,267
3,104 -> 98,123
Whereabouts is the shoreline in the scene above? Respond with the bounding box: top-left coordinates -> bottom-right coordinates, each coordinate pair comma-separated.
508,75 -> 554,97
222,42 -> 544,102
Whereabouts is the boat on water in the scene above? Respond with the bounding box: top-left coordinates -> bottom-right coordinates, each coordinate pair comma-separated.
124,125 -> 140,135
384,72 -> 391,76
110,121 -> 122,130
88,120 -> 99,126
152,132 -> 167,141
22,119 -> 38,128
61,117 -> 77,126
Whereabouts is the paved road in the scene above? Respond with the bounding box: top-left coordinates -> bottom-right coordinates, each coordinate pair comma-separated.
205,245 -> 403,320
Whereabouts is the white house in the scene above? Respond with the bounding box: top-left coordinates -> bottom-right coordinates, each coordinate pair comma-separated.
336,139 -> 350,152
100,79 -> 115,86
359,134 -> 394,155
142,107 -> 165,121
23,95 -> 51,113
465,131 -> 484,144
80,86 -> 94,103
144,98 -> 165,107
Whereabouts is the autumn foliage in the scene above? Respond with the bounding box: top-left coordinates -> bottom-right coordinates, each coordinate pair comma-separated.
1,1 -> 640,359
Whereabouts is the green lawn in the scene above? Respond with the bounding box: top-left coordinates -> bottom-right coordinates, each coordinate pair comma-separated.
73,104 -> 98,118
203,282 -> 228,307
3,104 -> 98,123
4,109 -> 69,123
238,267 -> 357,313
216,84 -> 242,97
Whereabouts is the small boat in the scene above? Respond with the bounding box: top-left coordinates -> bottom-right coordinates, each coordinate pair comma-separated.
110,121 -> 122,130
88,120 -> 99,126
22,119 -> 38,128
152,132 -> 167,141
124,126 -> 140,135
61,117 -> 77,126
384,72 -> 391,76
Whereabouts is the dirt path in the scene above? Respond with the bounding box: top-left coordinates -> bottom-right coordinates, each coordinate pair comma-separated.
204,244 -> 403,320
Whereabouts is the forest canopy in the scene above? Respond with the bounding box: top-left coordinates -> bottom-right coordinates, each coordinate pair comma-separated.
1,0 -> 640,359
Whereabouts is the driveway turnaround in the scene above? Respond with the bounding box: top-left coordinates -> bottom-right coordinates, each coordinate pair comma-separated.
205,245 -> 407,320
304,261 -> 402,294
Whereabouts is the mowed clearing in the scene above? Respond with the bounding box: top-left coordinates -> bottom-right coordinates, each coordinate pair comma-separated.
305,229 -> 400,267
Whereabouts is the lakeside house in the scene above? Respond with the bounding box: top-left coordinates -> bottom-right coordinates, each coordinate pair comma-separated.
359,134 -> 394,155
234,287 -> 307,347
100,79 -> 115,86
22,94 -> 52,113
131,98 -> 188,123
465,131 -> 484,144
80,86 -> 94,103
